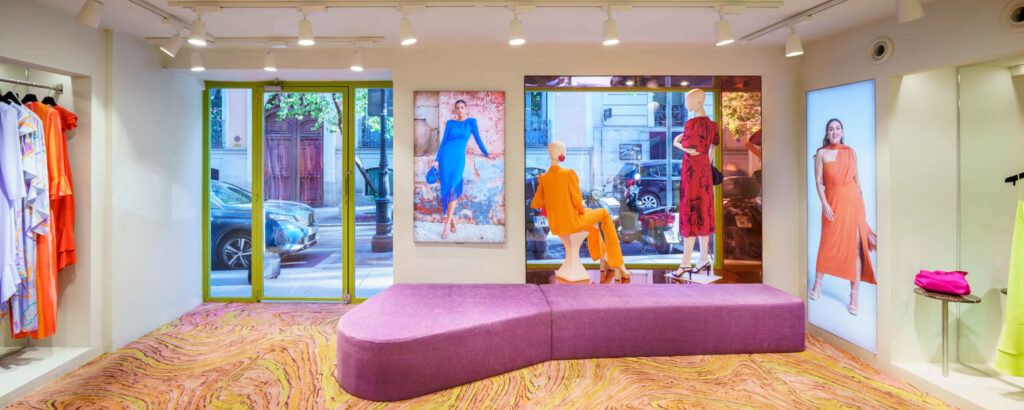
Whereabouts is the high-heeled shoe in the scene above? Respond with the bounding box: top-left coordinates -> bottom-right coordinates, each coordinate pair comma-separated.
809,279 -> 822,301
849,290 -> 859,316
599,258 -> 609,283
689,259 -> 712,279
612,266 -> 632,283
669,265 -> 691,281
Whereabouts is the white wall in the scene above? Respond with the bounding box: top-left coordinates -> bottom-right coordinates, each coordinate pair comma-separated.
957,66 -> 1024,365
797,0 -> 1024,402
886,68 -> 959,364
0,0 -> 108,353
0,0 -> 203,355
108,32 -> 204,349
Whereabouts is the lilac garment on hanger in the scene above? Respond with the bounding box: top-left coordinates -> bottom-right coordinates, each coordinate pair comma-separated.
8,104 -> 46,333
0,102 -> 25,308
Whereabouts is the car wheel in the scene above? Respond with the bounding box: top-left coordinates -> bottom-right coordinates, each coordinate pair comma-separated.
219,231 -> 252,270
638,193 -> 660,210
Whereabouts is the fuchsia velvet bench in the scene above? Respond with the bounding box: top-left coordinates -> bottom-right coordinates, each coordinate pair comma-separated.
336,283 -> 804,402
335,284 -> 552,402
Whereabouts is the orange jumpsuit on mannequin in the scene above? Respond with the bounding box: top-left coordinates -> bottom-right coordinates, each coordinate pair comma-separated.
530,159 -> 624,269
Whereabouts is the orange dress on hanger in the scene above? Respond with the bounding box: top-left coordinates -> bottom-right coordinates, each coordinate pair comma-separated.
14,102 -> 68,339
52,105 -> 77,270
815,144 -> 876,284
530,164 -> 624,268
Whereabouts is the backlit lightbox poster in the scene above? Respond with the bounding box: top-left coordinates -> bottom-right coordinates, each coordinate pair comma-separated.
413,91 -> 506,243
806,80 -> 877,352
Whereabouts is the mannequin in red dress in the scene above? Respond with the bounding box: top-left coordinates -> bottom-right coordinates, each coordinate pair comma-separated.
670,89 -> 719,279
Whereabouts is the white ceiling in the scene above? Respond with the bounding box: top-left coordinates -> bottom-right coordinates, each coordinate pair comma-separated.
36,0 -> 941,48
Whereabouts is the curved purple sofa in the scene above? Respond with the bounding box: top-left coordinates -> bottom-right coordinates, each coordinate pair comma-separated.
336,283 -> 804,402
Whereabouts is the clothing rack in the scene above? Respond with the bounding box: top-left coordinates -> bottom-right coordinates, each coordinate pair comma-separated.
1,75 -> 66,361
1006,171 -> 1024,185
0,76 -> 64,95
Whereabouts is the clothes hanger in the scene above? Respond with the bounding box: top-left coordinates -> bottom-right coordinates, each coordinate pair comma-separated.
3,90 -> 22,106
21,93 -> 38,104
41,90 -> 56,106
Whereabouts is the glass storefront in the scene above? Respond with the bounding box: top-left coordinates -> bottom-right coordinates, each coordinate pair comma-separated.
524,76 -> 762,282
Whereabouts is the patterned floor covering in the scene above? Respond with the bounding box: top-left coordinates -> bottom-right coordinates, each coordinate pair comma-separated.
8,303 -> 952,409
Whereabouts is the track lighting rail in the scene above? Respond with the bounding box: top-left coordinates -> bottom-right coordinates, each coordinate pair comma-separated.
146,35 -> 386,47
738,0 -> 847,42
168,1 -> 782,9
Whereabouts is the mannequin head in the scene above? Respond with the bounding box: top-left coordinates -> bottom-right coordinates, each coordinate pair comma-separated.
548,141 -> 567,164
688,88 -> 704,116
685,89 -> 706,116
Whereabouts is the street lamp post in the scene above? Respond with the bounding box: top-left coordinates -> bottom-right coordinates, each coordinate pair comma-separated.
371,89 -> 393,252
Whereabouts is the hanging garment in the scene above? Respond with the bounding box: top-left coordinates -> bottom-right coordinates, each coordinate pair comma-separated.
678,116 -> 719,237
530,164 -> 623,268
0,102 -> 24,312
815,144 -> 877,284
8,104 -> 47,334
13,102 -> 63,339
52,105 -> 76,270
996,199 -> 1024,376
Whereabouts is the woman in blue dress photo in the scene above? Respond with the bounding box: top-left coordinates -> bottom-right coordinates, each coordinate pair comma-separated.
431,99 -> 493,239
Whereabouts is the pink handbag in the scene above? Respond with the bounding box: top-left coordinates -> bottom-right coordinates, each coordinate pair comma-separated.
914,270 -> 971,295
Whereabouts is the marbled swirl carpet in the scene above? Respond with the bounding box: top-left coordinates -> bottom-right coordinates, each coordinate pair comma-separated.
8,303 -> 951,409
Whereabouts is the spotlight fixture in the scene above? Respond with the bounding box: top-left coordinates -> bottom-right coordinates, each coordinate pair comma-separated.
400,13 -> 417,46
715,9 -> 734,46
350,49 -> 364,72
188,18 -> 207,46
264,50 -> 278,72
897,0 -> 924,23
603,11 -> 620,46
75,0 -> 104,28
509,13 -> 525,46
160,32 -> 185,57
298,13 -> 315,46
190,49 -> 205,72
785,26 -> 804,57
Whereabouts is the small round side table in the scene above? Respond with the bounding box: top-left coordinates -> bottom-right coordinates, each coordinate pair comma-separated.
913,287 -> 981,377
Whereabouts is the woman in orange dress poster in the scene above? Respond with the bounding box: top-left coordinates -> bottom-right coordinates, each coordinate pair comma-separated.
809,119 -> 877,315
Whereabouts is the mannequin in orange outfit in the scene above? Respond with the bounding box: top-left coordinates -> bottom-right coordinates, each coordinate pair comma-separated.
530,141 -> 631,282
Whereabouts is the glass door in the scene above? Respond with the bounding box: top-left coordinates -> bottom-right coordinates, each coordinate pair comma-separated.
204,82 -> 393,303
205,87 -> 257,300
261,87 -> 349,301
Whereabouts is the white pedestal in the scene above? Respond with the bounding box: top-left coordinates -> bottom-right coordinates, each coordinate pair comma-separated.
556,230 -> 593,283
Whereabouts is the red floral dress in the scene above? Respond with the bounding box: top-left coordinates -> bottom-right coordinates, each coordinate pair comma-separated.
678,116 -> 719,237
